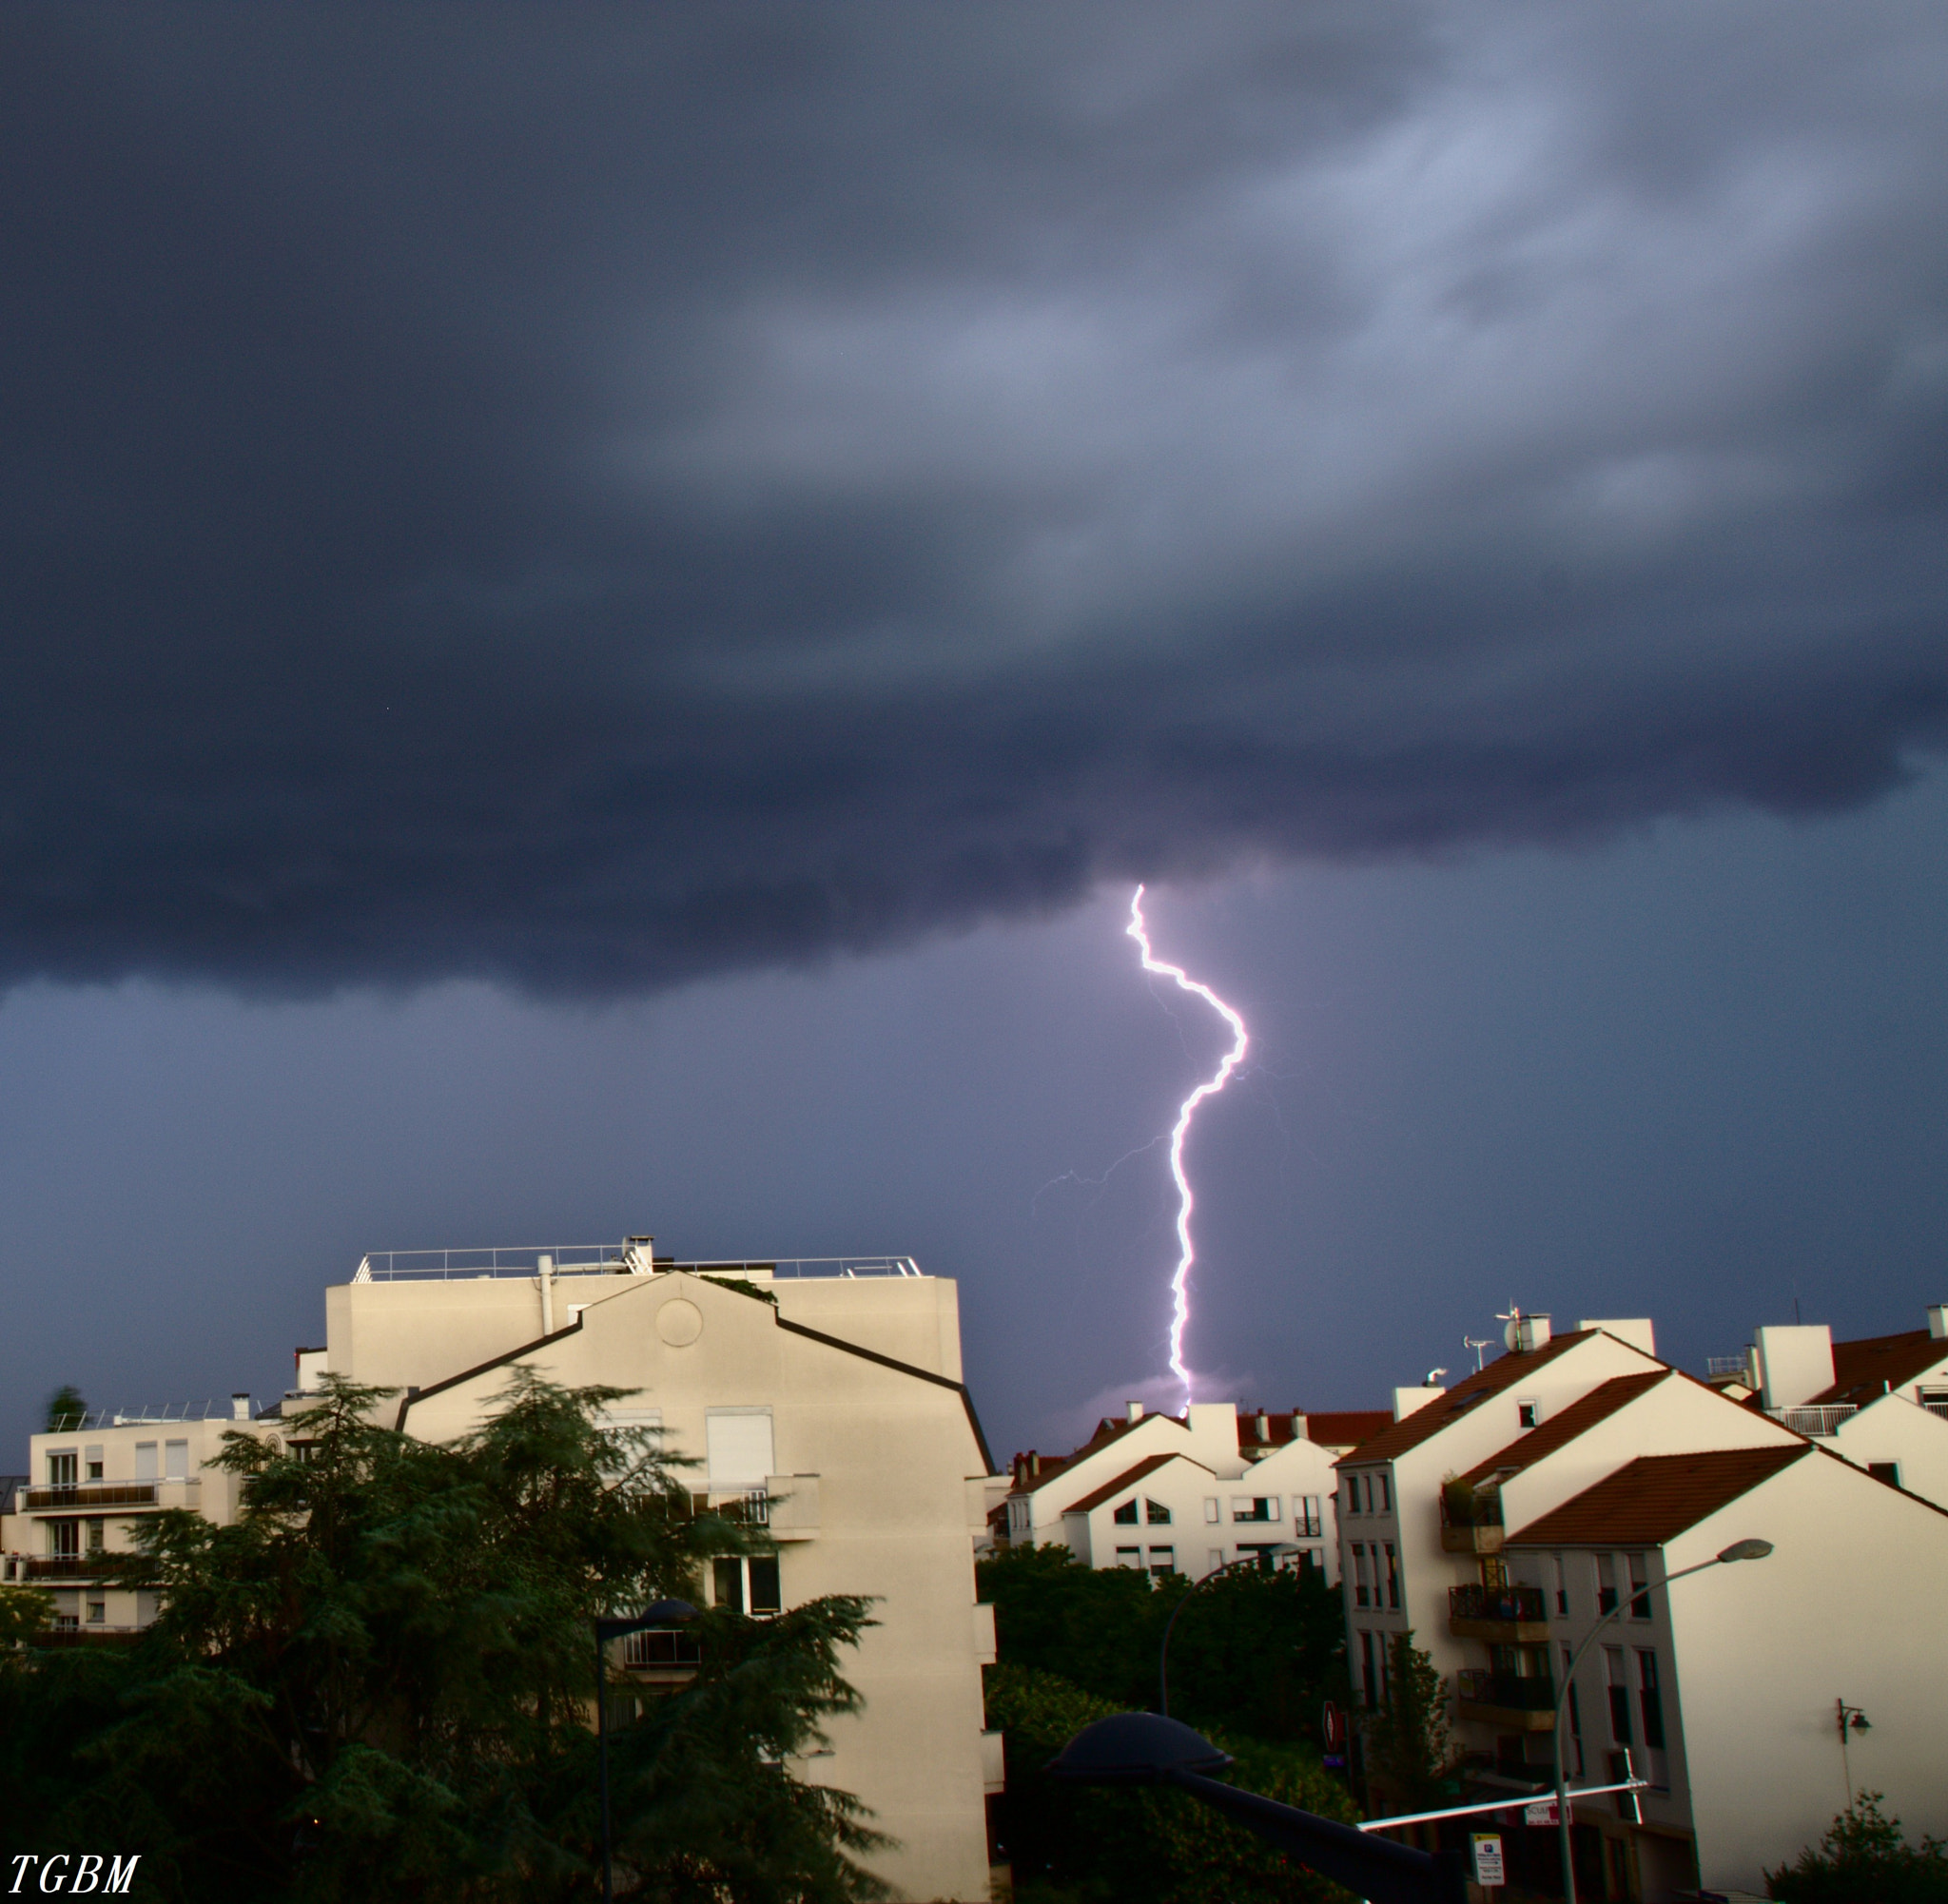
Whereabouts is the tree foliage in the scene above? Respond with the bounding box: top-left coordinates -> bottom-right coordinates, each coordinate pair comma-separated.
1358,1632 -> 1451,1809
1769,1794 -> 1948,1904
976,1544 -> 1347,1745
44,1385 -> 88,1432
985,1663 -> 1356,1904
0,1371 -> 883,1902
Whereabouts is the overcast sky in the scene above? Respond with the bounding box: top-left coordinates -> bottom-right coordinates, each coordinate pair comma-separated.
2,7 -> 1944,1466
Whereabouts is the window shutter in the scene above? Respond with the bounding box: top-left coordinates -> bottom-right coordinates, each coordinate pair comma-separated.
706,1409 -> 775,1487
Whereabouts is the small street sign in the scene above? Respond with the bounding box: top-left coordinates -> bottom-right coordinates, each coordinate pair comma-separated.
1524,1799 -> 1559,1826
1320,1700 -> 1347,1752
1471,1832 -> 1506,1887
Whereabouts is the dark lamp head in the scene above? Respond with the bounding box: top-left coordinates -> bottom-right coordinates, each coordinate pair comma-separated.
1046,1713 -> 1232,1785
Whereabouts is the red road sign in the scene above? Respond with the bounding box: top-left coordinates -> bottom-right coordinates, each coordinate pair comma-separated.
1321,1700 -> 1347,1751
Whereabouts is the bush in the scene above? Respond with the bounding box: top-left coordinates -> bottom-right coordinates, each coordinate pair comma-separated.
1769,1794 -> 1948,1904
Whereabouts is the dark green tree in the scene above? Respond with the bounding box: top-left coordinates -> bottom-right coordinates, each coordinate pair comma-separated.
43,1385 -> 88,1432
1769,1794 -> 1948,1904
0,1370 -> 884,1902
1358,1632 -> 1451,1810
976,1544 -> 1346,1744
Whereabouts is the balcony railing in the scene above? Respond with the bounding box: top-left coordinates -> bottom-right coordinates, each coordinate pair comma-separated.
1765,1405 -> 1858,1438
22,1556 -> 156,1582
24,1483 -> 161,1511
1450,1583 -> 1548,1624
1456,1669 -> 1556,1713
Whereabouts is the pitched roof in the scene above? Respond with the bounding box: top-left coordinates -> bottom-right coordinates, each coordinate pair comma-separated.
1335,1331 -> 1598,1467
1506,1445 -> 1808,1548
1298,1410 -> 1395,1449
1813,1329 -> 1948,1407
1462,1372 -> 1672,1486
1065,1451 -> 1214,1515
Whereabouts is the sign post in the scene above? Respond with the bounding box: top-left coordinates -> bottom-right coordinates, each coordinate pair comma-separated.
1470,1831 -> 1505,1892
1321,1700 -> 1348,1770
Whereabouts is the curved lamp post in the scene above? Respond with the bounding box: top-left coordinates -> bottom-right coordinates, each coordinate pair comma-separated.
1050,1712 -> 1467,1904
595,1598 -> 697,1902
1550,1540 -> 1771,1904
1158,1545 -> 1299,1717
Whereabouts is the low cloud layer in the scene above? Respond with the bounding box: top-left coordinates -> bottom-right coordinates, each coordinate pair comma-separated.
4,6 -> 1944,992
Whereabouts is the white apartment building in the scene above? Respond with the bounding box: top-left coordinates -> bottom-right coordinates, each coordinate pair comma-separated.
6,1242 -> 1007,1904
1000,1402 -> 1388,1582
1730,1308 -> 1948,1508
1335,1310 -> 1948,1901
2,1398 -> 271,1632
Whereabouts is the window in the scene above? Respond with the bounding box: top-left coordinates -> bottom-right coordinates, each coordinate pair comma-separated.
1145,1499 -> 1172,1525
1867,1461 -> 1901,1487
1116,1545 -> 1144,1567
1232,1496 -> 1276,1523
53,1615 -> 78,1634
1596,1553 -> 1618,1616
1206,1548 -> 1224,1574
165,1440 -> 189,1482
711,1554 -> 782,1616
86,1601 -> 105,1624
50,1521 -> 80,1558
1352,1543 -> 1372,1607
135,1443 -> 158,1482
1564,1645 -> 1585,1776
1627,1552 -> 1649,1621
1147,1545 -> 1176,1576
1919,1388 -> 1948,1419
1358,1630 -> 1376,1707
1635,1650 -> 1665,1751
1345,1476 -> 1360,1514
1552,1553 -> 1569,1617
85,1520 -> 105,1555
1295,1495 -> 1322,1539
1605,1647 -> 1631,1745
1383,1542 -> 1401,1610
1204,1497 -> 1220,1524
1518,1401 -> 1540,1429
1113,1499 -> 1140,1525
1376,1473 -> 1391,1513
48,1451 -> 77,1486
85,1447 -> 104,1482
705,1409 -> 774,1490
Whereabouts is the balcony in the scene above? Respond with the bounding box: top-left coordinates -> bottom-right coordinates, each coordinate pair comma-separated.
22,1555 -> 156,1583
1456,1669 -> 1557,1732
1439,1486 -> 1505,1555
24,1483 -> 161,1512
1449,1583 -> 1549,1642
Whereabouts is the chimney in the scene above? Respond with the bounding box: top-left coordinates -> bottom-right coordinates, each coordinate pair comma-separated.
1256,1410 -> 1271,1443
1291,1412 -> 1308,1443
1127,1401 -> 1144,1422
1929,1305 -> 1948,1341
1029,1451 -> 1040,1478
1755,1325 -> 1836,1411
230,1393 -> 252,1421
1505,1311 -> 1552,1354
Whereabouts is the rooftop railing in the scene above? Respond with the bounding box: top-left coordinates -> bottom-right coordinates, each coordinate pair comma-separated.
42,1403 -> 258,1430
352,1246 -> 924,1282
1765,1405 -> 1858,1438
1705,1355 -> 1750,1377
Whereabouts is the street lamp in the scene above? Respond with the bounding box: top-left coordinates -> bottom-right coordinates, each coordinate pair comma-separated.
595,1598 -> 697,1903
1049,1712 -> 1467,1904
1549,1540 -> 1771,1904
1158,1545 -> 1300,1718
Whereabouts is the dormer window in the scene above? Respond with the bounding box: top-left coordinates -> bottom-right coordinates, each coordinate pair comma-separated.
1518,1401 -> 1541,1429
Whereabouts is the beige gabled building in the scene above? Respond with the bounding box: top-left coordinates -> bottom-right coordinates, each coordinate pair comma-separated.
7,1243 -> 1006,1904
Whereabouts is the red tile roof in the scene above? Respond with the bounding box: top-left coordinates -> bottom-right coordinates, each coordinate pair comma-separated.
1334,1331 -> 1599,1467
1813,1330 -> 1948,1407
1065,1451 -> 1214,1516
1300,1410 -> 1394,1449
1461,1372 -> 1672,1485
1506,1445 -> 1808,1548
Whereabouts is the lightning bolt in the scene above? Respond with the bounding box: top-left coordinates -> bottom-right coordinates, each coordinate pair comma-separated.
1126,884 -> 1248,1409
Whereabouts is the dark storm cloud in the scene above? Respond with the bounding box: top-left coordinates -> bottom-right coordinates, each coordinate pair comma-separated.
3,4 -> 1944,991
